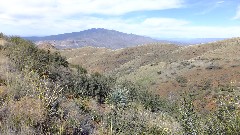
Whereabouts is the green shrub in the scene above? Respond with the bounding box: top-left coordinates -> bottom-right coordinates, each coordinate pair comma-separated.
4,36 -> 69,81
178,94 -> 201,134
202,95 -> 240,134
176,76 -> 188,87
87,73 -> 115,104
0,32 -> 3,38
177,90 -> 240,135
138,90 -> 177,114
107,86 -> 130,109
70,73 -> 115,104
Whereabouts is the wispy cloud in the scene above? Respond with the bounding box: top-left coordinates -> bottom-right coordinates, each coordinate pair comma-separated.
197,0 -> 225,15
233,5 -> 240,20
142,18 -> 189,27
0,0 -> 184,16
217,1 -> 224,4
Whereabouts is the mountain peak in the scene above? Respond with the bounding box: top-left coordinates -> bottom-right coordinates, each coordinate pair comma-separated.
24,29 -> 160,49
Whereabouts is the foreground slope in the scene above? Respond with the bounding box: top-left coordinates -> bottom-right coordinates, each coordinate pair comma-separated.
0,36 -> 183,134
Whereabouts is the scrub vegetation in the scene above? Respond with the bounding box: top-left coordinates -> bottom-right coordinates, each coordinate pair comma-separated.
0,35 -> 239,134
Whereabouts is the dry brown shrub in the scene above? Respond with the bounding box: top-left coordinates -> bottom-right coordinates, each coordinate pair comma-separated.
8,97 -> 46,124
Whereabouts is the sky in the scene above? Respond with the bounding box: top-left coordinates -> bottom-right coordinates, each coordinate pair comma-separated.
0,0 -> 240,38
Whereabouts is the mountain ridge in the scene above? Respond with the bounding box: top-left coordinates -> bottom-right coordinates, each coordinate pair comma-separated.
23,28 -> 161,49
23,28 -> 230,49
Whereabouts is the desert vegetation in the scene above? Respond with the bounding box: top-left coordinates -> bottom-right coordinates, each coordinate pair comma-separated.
0,35 -> 239,134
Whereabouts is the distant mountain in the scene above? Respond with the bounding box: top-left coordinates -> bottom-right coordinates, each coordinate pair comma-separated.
24,28 -> 161,49
159,38 -> 226,45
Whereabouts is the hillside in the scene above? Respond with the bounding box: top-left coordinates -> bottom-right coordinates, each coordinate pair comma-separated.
119,38 -> 240,97
61,38 -> 240,109
61,38 -> 240,75
60,43 -> 180,74
24,28 -> 160,49
0,36 -> 239,134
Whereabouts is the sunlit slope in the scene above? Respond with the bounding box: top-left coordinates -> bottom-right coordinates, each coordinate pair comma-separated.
61,38 -> 240,100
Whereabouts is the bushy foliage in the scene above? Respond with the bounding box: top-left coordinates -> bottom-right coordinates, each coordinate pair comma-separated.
107,86 -> 130,109
176,76 -> 188,87
178,94 -> 201,134
69,72 -> 115,104
177,91 -> 240,135
4,36 -> 69,81
103,108 -> 170,135
202,95 -> 240,134
137,90 -> 178,114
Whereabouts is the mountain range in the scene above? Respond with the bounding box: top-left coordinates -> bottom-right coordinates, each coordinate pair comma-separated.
24,28 -> 160,49
24,28 -> 227,49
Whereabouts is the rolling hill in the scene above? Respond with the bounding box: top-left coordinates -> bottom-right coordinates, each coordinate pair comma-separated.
61,38 -> 240,104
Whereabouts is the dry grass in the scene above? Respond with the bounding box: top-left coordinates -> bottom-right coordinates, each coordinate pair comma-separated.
8,97 -> 46,123
37,42 -> 57,52
0,97 -> 46,135
0,39 -> 7,46
61,43 -> 179,73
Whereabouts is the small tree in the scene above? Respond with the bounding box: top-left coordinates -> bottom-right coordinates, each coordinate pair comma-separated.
0,32 -> 4,38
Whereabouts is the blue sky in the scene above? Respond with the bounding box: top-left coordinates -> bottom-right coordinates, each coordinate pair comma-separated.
0,0 -> 240,38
